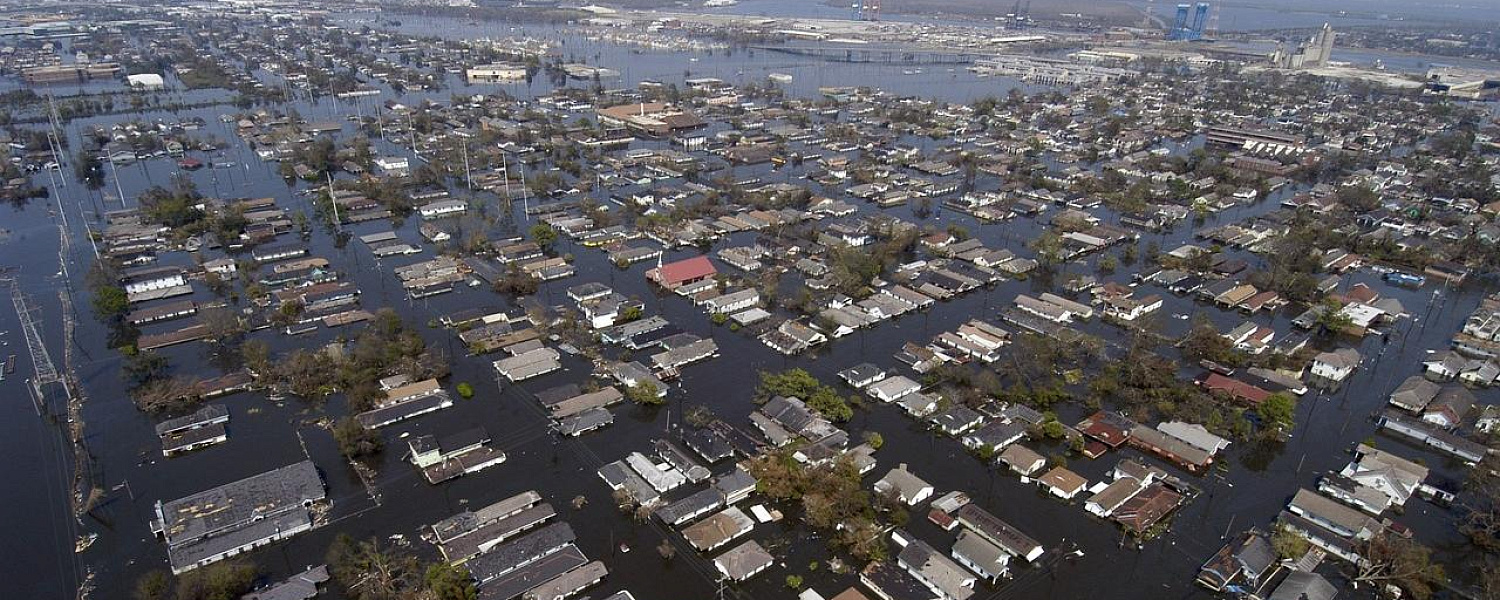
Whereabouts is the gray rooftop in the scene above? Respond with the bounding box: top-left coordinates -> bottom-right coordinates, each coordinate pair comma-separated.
157,460 -> 324,546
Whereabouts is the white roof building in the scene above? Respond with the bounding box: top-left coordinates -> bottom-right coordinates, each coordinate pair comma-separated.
127,73 -> 165,89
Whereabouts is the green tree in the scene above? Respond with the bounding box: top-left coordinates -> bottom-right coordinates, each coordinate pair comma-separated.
1316,298 -> 1355,332
785,575 -> 803,589
1258,393 -> 1297,431
529,223 -> 558,250
171,560 -> 257,600
619,305 -> 643,323
807,392 -> 853,422
1271,525 -> 1309,559
758,369 -> 855,420
133,570 -> 170,600
92,285 -> 129,320
123,350 -> 169,387
332,417 -> 384,461
626,381 -> 663,405
424,563 -> 476,600
456,382 -> 475,399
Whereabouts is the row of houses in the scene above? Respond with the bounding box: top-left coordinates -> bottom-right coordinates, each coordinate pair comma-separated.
427,491 -> 613,599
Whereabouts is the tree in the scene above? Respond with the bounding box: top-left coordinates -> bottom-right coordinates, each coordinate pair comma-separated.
1031,231 -> 1063,265
124,350 -> 169,387
758,368 -> 852,421
1336,183 -> 1381,212
493,265 -> 539,296
1179,317 -> 1244,367
1316,298 -> 1355,333
863,431 -> 884,450
626,381 -> 663,405
93,285 -> 129,321
424,563 -> 476,600
1461,454 -> 1500,552
1271,525 -> 1309,559
240,339 -> 270,374
529,223 -> 558,250
326,535 -> 421,600
1258,393 -> 1297,431
456,382 -> 475,399
332,417 -> 384,462
200,306 -> 245,342
785,575 -> 804,589
807,392 -> 853,422
1086,95 -> 1111,116
277,348 -> 338,398
1098,255 -> 1117,274
170,560 -> 257,600
133,570 -> 170,600
1480,560 -> 1500,600
619,305 -> 643,323
1351,534 -> 1445,600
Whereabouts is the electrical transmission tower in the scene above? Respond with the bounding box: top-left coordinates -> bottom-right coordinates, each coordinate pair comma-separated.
12,281 -> 62,390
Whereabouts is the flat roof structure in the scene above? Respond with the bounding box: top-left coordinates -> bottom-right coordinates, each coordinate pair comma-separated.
152,460 -> 325,573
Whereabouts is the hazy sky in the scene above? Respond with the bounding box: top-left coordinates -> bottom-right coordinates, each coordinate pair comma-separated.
1207,0 -> 1500,24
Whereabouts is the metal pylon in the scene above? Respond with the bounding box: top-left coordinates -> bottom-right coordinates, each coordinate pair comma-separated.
11,281 -> 62,387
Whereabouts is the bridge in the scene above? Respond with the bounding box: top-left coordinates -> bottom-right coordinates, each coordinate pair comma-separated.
750,45 -> 990,65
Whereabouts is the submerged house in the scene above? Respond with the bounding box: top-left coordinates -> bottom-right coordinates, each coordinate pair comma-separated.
151,461 -> 327,574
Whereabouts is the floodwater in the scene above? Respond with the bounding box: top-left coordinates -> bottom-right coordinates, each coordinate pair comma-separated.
1,14 -> 1493,600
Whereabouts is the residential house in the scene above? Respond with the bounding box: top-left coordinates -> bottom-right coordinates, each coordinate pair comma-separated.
875,464 -> 936,506
1036,467 -> 1087,500
1310,348 -> 1360,382
997,445 -> 1046,476
1388,376 -> 1441,413
1196,530 -> 1274,592
869,376 -> 922,403
894,533 -> 976,600
839,363 -> 887,389
1423,387 -> 1476,429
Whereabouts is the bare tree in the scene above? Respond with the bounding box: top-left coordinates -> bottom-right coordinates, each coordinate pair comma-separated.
1350,534 -> 1445,600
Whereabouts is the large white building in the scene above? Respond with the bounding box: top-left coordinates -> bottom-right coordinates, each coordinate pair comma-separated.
465,63 -> 527,83
127,73 -> 165,89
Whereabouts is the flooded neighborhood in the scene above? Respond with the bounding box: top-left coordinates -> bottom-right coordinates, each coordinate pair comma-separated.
2,1 -> 1500,600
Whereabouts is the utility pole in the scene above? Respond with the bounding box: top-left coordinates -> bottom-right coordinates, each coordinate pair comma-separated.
326,171 -> 342,229
44,94 -> 67,187
519,163 -> 529,219
109,155 -> 127,208
461,139 -> 472,190
501,152 -> 512,201
408,111 -> 420,159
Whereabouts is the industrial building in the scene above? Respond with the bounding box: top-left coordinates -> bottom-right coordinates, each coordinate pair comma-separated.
1271,23 -> 1336,69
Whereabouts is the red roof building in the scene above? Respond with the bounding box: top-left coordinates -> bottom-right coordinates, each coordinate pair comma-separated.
1076,410 -> 1137,448
1113,484 -> 1184,534
1198,373 -> 1271,405
648,255 -> 717,289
